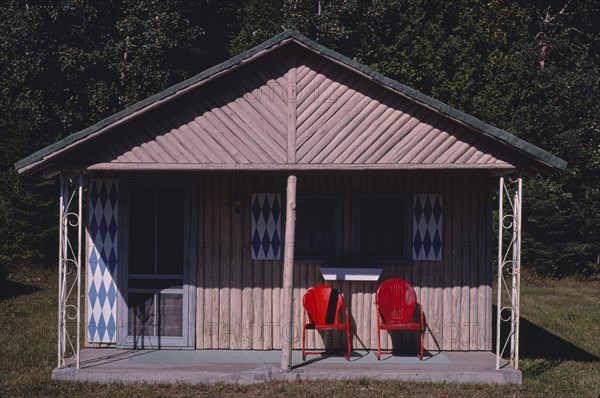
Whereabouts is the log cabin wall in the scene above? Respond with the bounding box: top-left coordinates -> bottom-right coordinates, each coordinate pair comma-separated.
195,170 -> 494,352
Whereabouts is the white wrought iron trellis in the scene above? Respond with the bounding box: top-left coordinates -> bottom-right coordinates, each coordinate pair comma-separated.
496,175 -> 522,370
58,175 -> 83,369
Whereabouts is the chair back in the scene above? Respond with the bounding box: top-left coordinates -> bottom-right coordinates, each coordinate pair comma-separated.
303,285 -> 344,325
376,278 -> 417,324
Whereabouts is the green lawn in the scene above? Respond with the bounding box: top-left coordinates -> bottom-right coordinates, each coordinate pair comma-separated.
1,264 -> 598,397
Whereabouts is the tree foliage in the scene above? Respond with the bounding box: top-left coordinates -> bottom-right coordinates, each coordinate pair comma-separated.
0,0 -> 236,265
1,0 -> 598,277
512,0 -> 600,277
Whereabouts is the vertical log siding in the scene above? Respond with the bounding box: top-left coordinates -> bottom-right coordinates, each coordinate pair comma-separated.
195,171 -> 493,352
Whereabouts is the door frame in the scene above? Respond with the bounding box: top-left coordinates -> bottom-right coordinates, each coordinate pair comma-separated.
116,176 -> 196,348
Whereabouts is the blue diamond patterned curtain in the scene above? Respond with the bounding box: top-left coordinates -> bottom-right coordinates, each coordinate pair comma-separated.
86,179 -> 118,343
251,193 -> 282,260
412,194 -> 443,261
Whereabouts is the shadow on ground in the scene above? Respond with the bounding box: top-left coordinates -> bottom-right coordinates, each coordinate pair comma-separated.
493,305 -> 599,362
0,280 -> 40,300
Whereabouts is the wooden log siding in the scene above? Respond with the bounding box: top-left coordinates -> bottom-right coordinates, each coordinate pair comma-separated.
195,172 -> 493,351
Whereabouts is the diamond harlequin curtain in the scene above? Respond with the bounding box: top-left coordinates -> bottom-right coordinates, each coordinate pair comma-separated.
251,193 -> 282,260
87,179 -> 118,343
412,194 -> 443,261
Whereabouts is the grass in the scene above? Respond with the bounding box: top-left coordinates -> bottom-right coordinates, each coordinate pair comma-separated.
1,264 -> 598,397
516,274 -> 600,396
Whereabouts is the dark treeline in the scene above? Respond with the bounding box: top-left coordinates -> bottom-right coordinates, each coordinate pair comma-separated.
1,0 -> 598,278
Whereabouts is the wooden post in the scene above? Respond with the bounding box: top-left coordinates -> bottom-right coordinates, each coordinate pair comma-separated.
280,174 -> 297,371
287,52 -> 297,163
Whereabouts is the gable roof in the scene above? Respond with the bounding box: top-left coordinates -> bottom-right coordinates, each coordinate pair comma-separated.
15,29 -> 567,175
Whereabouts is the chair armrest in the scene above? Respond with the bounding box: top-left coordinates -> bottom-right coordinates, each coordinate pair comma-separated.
418,303 -> 424,329
375,302 -> 383,326
303,308 -> 310,326
338,305 -> 350,325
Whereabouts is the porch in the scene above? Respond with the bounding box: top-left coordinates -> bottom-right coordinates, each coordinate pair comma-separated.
52,348 -> 521,385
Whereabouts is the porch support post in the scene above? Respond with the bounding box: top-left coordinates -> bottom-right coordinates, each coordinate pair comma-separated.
495,175 -> 522,370
76,174 -> 83,369
57,175 -> 66,368
495,177 -> 503,370
280,174 -> 297,371
57,174 -> 84,369
512,177 -> 522,369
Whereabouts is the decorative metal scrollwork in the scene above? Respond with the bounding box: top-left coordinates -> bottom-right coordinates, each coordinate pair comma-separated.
58,175 -> 83,369
496,176 -> 522,370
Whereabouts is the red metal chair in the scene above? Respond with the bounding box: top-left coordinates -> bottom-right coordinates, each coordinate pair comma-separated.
375,278 -> 424,360
302,285 -> 351,360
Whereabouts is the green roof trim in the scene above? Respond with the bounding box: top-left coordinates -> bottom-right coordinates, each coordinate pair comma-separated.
15,29 -> 567,173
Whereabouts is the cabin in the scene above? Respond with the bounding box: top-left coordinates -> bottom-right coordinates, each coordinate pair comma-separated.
15,30 -> 566,372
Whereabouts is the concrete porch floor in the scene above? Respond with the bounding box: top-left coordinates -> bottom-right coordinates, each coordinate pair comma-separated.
52,349 -> 521,385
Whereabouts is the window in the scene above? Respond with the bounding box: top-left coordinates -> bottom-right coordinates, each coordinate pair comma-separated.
129,186 -> 185,276
126,185 -> 188,342
354,197 -> 408,260
295,197 -> 341,260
